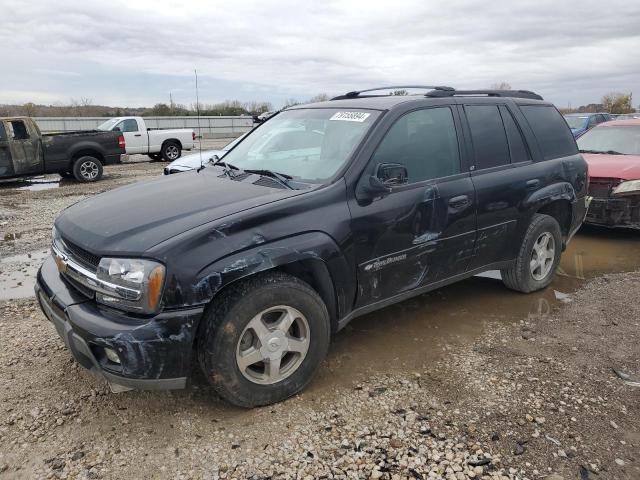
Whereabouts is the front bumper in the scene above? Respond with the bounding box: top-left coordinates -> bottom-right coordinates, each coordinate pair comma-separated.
35,256 -> 204,391
585,196 -> 640,229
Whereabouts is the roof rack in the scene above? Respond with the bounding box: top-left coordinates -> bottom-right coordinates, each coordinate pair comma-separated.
331,85 -> 455,100
425,89 -> 543,100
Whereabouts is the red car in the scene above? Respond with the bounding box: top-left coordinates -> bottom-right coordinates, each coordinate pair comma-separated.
578,119 -> 640,228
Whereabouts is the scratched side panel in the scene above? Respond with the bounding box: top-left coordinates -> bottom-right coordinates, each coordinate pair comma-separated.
148,180 -> 356,317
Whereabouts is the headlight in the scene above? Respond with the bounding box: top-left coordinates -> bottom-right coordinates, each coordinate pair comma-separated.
612,180 -> 640,196
96,258 -> 166,314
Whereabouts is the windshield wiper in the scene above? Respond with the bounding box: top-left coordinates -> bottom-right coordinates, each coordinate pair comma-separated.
212,156 -> 241,178
243,169 -> 295,190
579,149 -> 625,155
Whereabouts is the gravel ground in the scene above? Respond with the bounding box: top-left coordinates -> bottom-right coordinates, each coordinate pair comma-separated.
0,147 -> 639,479
0,272 -> 638,479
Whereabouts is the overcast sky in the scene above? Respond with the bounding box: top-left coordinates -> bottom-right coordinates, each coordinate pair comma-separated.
1,0 -> 639,109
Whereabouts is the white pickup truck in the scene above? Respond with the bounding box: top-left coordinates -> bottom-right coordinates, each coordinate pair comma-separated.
97,116 -> 195,161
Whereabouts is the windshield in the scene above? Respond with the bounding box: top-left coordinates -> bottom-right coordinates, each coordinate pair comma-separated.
564,116 -> 587,129
220,108 -> 380,182
577,126 -> 640,155
97,118 -> 120,131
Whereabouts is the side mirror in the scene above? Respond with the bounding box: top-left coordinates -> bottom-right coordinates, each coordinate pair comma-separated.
374,163 -> 408,187
358,163 -> 408,201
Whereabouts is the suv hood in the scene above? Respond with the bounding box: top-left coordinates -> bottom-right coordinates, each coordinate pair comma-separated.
583,153 -> 640,180
56,169 -> 297,255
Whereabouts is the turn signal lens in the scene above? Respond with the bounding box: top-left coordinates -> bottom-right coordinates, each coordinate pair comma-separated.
147,265 -> 165,312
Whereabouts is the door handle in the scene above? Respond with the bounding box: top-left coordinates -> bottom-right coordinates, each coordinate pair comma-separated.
449,195 -> 470,208
134,134 -> 142,137
526,179 -> 540,190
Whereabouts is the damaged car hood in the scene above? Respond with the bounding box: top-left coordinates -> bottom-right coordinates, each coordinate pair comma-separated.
55,169 -> 298,255
583,153 -> 640,180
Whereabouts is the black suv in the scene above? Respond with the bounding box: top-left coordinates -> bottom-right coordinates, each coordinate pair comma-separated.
36,87 -> 587,407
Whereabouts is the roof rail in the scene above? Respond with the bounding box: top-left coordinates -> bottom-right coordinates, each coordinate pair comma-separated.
425,89 -> 543,100
331,85 -> 455,100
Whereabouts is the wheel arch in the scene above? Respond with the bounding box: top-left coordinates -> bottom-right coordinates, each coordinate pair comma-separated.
180,232 -> 351,341
71,149 -> 104,164
524,182 -> 577,245
162,138 -> 182,150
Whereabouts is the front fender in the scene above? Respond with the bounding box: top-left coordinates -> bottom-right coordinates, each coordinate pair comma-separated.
164,231 -> 353,320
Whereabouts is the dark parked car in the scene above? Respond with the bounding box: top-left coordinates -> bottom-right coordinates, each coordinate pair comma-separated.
36,87 -> 588,407
0,117 -> 125,182
564,112 -> 612,138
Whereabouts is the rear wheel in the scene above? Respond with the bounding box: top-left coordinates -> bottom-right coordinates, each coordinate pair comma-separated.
501,213 -> 562,293
72,156 -> 103,182
198,272 -> 330,408
161,142 -> 181,161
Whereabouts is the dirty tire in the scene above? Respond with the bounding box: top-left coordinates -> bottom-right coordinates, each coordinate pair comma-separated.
161,142 -> 181,161
501,213 -> 562,293
148,153 -> 162,162
72,156 -> 103,182
198,272 -> 330,408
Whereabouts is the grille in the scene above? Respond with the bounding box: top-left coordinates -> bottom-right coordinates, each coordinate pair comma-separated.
588,178 -> 622,199
61,237 -> 101,269
253,176 -> 287,189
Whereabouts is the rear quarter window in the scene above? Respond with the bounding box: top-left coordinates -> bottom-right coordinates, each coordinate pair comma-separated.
520,105 -> 578,160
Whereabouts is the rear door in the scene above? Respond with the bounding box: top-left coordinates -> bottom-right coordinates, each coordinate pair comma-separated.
115,118 -> 146,153
349,105 -> 477,306
462,103 -> 537,270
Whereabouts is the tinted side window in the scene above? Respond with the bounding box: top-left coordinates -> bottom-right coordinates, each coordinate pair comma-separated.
465,105 -> 510,169
10,121 -> 29,140
520,105 -> 578,160
371,107 -> 460,184
499,106 -> 531,163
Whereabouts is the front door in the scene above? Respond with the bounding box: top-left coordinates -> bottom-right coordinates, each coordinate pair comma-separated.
115,118 -> 146,154
349,106 -> 477,307
4,119 -> 42,175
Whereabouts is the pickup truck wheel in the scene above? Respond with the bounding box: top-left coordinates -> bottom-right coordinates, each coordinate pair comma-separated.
198,272 -> 330,408
161,142 -> 181,161
72,156 -> 103,182
501,213 -> 562,293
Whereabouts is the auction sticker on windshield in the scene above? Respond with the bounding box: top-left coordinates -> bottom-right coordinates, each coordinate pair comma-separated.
330,111 -> 371,122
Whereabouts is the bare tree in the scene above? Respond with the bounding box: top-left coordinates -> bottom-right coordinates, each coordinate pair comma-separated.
308,93 -> 330,103
490,82 -> 512,90
601,92 -> 634,114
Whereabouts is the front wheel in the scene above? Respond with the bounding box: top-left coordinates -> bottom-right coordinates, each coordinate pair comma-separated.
161,142 -> 181,161
198,272 -> 331,408
72,156 -> 103,182
501,213 -> 562,293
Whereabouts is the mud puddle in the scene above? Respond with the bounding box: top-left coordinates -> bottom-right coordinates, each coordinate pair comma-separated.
312,226 -> 640,391
0,249 -> 49,300
0,175 -> 62,192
